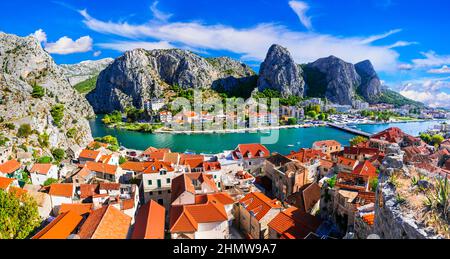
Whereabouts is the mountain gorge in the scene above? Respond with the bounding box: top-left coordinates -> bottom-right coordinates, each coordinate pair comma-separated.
0,32 -> 95,151
86,43 -> 413,114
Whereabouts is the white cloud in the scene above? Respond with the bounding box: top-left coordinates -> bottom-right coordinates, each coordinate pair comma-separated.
97,41 -> 174,52
398,63 -> 413,70
79,9 -> 407,72
387,41 -> 417,49
31,29 -> 47,43
359,29 -> 401,44
93,50 -> 102,57
288,1 -> 313,30
399,78 -> 450,108
45,36 -> 93,55
412,51 -> 450,68
150,1 -> 173,22
428,65 -> 450,74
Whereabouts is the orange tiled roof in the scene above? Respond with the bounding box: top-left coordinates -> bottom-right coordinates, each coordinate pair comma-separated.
85,161 -> 118,175
286,149 -> 326,163
361,213 -> 375,226
239,192 -> 282,221
233,144 -> 270,160
79,149 -> 101,160
170,201 -> 228,233
80,184 -> 99,199
0,176 -> 14,190
99,155 -> 112,164
319,159 -> 334,169
49,183 -> 74,198
195,192 -> 235,205
163,152 -> 180,165
313,140 -> 341,148
30,163 -> 53,175
337,156 -> 359,168
99,182 -> 120,190
171,173 -> 218,202
142,161 -> 174,174
131,200 -> 165,239
78,205 -> 132,239
268,207 -> 322,239
32,211 -> 82,239
0,160 -> 21,174
60,203 -> 93,216
353,161 -> 377,178
121,161 -> 152,172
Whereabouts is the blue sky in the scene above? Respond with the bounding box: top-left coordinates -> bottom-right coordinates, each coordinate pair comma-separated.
1,0 -> 450,108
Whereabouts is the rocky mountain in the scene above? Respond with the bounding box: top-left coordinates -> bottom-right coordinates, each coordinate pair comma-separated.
60,58 -> 113,86
304,56 -> 362,105
355,60 -> 382,102
0,32 -> 94,152
87,49 -> 256,113
257,44 -> 305,98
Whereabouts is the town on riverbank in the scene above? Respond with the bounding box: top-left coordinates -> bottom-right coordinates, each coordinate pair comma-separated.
2,121 -> 450,239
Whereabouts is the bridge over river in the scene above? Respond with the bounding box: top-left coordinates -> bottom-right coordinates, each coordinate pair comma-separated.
327,123 -> 373,138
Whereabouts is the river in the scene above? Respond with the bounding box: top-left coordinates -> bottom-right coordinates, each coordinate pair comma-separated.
89,117 -> 448,155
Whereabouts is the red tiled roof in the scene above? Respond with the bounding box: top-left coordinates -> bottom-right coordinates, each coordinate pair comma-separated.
59,203 -> 93,216
78,205 -> 131,239
0,160 -> 21,174
85,162 -> 118,175
80,184 -> 99,199
361,213 -> 375,226
195,192 -> 235,205
239,192 -> 281,221
0,177 -> 14,190
79,149 -> 101,160
9,186 -> 28,198
203,161 -> 221,172
142,161 -> 174,174
286,149 -> 327,163
170,201 -> 228,233
233,144 -> 270,160
30,164 -> 53,175
171,173 -> 218,202
32,211 -> 82,239
337,156 -> 359,168
49,184 -> 74,198
131,200 -> 165,239
319,159 -> 334,169
353,161 -> 378,179
313,140 -> 341,148
99,182 -> 120,191
268,207 -> 322,239
121,161 -> 152,172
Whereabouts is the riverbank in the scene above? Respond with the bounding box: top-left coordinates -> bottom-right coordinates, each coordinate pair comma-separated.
154,123 -> 327,135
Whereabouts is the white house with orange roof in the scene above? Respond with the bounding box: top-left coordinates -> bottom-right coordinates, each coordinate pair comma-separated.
29,163 -> 58,186
312,140 -> 342,156
0,160 -> 21,177
78,149 -> 102,164
236,192 -> 282,239
141,161 -> 178,207
169,201 -> 230,239
49,183 -> 75,214
231,144 -> 270,173
171,173 -> 219,207
0,176 -> 19,191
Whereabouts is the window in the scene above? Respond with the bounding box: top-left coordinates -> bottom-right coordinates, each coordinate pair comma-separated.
158,191 -> 162,195
158,199 -> 164,205
168,190 -> 171,193
166,178 -> 171,184
148,180 -> 152,185
214,175 -> 217,179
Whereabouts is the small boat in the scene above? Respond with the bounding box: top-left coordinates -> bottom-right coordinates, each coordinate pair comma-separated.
287,144 -> 295,147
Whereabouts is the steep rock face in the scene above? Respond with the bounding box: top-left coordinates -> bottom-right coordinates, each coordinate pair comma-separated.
60,58 -> 113,86
257,44 -> 305,98
88,49 -> 257,113
304,56 -> 361,105
0,32 -> 94,150
355,60 -> 382,102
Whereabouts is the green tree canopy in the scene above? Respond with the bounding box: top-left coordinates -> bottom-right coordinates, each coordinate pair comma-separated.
51,148 -> 65,162
43,178 -> 58,186
31,84 -> 45,98
0,190 -> 41,239
287,117 -> 298,125
17,124 -> 32,138
350,136 -> 368,146
432,134 -> 444,146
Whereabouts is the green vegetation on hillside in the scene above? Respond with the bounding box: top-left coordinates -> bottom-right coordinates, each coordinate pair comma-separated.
50,104 -> 65,127
374,89 -> 424,108
73,75 -> 98,94
31,83 -> 45,98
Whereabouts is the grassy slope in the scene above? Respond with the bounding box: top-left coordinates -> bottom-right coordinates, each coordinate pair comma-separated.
73,75 -> 98,94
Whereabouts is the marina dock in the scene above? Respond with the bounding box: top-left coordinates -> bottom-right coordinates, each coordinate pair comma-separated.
327,123 -> 373,138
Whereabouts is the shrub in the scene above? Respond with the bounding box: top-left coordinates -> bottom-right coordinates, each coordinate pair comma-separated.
17,124 -> 32,138
350,136 -> 368,146
119,156 -> 127,165
66,128 -> 76,138
287,118 -> 297,125
51,148 -> 65,162
31,84 -> 45,98
38,133 -> 50,148
43,178 -> 58,186
50,104 -> 64,127
37,156 -> 52,164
